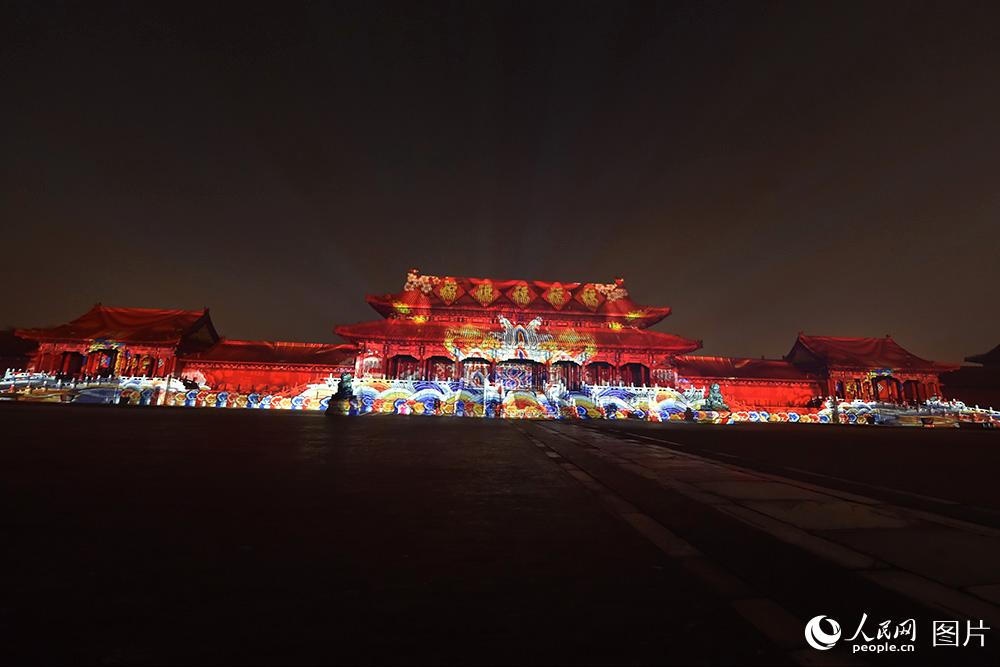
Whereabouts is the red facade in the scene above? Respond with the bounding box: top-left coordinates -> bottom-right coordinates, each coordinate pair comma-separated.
10,271 -> 961,408
16,304 -> 219,380
179,339 -> 355,392
335,270 -> 701,391
786,334 -> 956,403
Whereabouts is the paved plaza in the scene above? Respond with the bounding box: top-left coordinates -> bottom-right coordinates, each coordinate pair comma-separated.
2,404 -> 999,664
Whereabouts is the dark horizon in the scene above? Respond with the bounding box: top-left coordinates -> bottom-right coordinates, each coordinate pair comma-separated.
3,1 -> 999,362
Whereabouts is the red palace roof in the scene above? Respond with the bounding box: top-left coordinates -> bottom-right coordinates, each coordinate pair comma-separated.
185,339 -> 357,366
335,318 -> 700,354
364,269 -> 673,328
788,334 -> 958,372
16,304 -> 217,346
675,355 -> 817,381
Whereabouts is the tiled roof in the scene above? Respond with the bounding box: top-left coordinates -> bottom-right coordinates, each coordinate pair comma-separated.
789,334 -> 957,372
183,339 -> 357,366
365,270 -> 672,329
676,355 -> 816,381
17,304 -> 214,345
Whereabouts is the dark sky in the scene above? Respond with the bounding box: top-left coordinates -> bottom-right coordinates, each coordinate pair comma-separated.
2,1 -> 998,362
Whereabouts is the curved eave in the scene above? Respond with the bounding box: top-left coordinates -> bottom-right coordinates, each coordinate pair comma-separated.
366,292 -> 434,319
335,319 -> 701,355
616,306 -> 671,329
15,330 -> 188,346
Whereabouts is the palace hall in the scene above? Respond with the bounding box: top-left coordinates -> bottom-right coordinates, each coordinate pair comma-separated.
6,269 -> 963,417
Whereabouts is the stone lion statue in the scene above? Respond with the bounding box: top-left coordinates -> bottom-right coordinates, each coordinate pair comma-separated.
703,383 -> 729,411
326,372 -> 355,416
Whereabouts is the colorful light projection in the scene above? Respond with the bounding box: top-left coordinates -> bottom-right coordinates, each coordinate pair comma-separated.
440,317 -> 598,367
5,370 -> 998,427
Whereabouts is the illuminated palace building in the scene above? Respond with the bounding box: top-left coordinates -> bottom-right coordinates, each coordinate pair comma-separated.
6,269 -> 967,420
330,270 -> 954,407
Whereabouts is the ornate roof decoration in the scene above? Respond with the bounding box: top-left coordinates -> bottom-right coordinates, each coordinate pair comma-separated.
505,283 -> 537,308
434,277 -> 463,305
368,269 -> 671,328
469,279 -> 500,307
575,284 -> 605,311
542,282 -> 571,310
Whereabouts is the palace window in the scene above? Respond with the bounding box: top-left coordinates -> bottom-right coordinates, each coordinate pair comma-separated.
550,360 -> 582,391
585,362 -> 615,385
620,363 -> 650,387
388,355 -> 421,380
426,356 -> 456,381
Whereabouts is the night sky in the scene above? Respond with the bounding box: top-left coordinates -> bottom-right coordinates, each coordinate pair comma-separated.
3,1 -> 998,362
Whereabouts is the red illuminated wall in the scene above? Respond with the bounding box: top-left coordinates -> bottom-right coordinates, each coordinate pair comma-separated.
690,378 -> 824,409
179,364 -> 354,393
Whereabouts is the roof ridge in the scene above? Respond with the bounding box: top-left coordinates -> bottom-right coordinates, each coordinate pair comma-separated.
404,268 -> 626,287
91,304 -> 205,315
216,338 -> 352,348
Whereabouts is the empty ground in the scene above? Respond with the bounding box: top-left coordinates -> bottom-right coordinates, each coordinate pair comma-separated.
2,404 -> 998,664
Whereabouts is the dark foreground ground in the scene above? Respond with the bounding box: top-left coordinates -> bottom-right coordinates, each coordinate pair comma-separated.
587,419 -> 1000,526
1,404 -> 998,665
